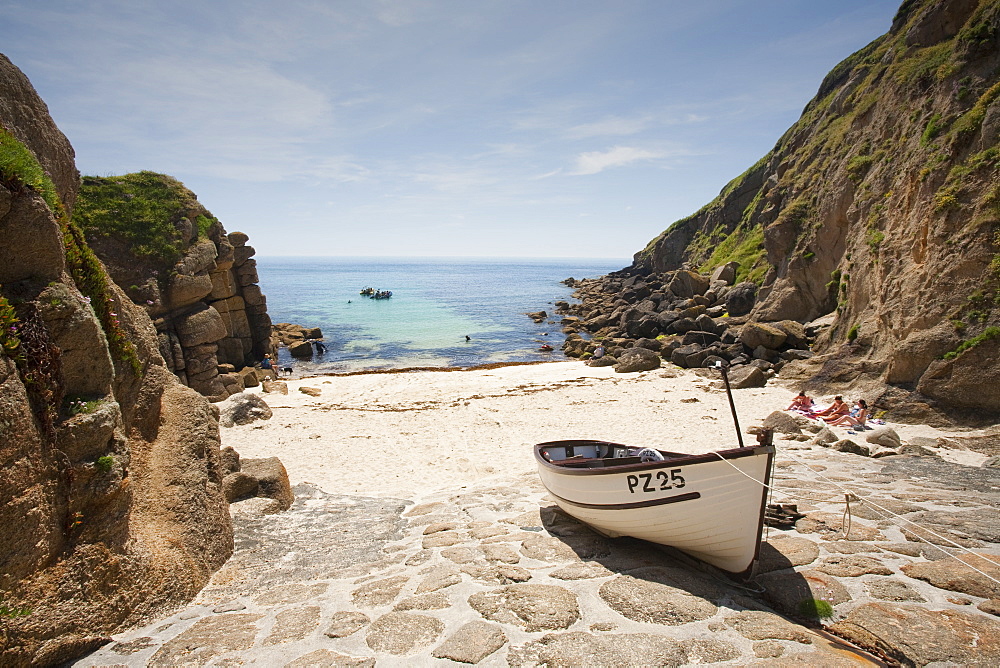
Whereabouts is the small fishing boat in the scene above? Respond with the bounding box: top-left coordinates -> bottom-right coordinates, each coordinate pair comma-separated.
359,287 -> 392,299
533,364 -> 774,578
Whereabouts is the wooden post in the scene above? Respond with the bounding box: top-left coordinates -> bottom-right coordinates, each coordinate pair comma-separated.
718,362 -> 745,448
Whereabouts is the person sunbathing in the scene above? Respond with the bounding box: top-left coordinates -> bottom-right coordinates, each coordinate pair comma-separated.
818,396 -> 849,421
787,391 -> 814,412
828,399 -> 869,428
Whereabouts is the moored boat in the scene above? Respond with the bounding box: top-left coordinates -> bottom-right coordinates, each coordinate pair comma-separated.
534,434 -> 774,578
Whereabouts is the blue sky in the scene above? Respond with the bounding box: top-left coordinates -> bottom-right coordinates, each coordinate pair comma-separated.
1,0 -> 901,259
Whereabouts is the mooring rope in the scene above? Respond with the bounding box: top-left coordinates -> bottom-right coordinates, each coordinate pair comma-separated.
778,447 -> 1000,588
707,447 -> 1000,588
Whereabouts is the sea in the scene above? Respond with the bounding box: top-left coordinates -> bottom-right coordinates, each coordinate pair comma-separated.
255,257 -> 627,374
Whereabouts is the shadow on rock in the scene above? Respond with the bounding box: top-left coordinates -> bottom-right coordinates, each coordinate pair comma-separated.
537,504 -> 840,628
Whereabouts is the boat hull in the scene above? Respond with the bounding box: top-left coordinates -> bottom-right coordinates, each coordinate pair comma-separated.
535,440 -> 774,578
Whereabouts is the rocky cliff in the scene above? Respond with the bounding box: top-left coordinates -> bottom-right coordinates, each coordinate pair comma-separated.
72,173 -> 275,401
0,54 -> 233,665
629,0 -> 1000,423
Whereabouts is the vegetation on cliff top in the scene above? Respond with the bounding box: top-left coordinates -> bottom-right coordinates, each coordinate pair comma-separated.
73,171 -> 214,268
0,126 -> 141,381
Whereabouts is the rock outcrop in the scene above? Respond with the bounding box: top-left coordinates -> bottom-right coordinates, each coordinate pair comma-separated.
557,269 -> 815,381
624,0 -> 1000,423
73,174 -> 275,401
0,54 -> 233,665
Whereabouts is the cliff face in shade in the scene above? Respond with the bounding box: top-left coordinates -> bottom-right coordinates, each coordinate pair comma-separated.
0,55 -> 233,665
73,173 -> 275,401
631,0 -> 1000,422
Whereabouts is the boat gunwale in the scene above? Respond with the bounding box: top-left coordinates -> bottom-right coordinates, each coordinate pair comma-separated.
534,439 -> 775,476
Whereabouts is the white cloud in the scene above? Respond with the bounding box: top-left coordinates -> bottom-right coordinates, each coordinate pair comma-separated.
566,116 -> 652,139
571,146 -> 664,175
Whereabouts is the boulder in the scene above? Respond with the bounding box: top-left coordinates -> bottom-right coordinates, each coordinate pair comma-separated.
239,367 -> 260,388
218,392 -> 273,428
614,347 -> 661,373
865,426 -> 902,449
752,345 -> 781,363
761,411 -> 802,434
288,340 -> 314,358
812,426 -> 838,445
667,317 -> 700,335
682,330 -> 721,346
739,322 -> 787,350
228,230 -> 250,246
667,270 -> 710,299
220,446 -> 241,475
710,262 -> 739,286
222,472 -> 259,503
725,282 -> 757,317
773,320 -> 809,348
832,439 -> 870,456
587,356 -> 617,367
725,365 -> 767,389
633,337 -> 662,351
630,316 -> 661,339
218,371 -> 244,396
240,457 -> 294,510
262,379 -> 289,394
694,313 -> 721,335
670,343 -> 713,369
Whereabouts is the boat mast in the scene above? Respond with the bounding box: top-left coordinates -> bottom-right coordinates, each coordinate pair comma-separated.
715,361 -> 745,448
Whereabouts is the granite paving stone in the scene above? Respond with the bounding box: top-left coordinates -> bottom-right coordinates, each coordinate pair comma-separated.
323,611 -> 369,638
73,455 -> 1000,667
431,620 -> 508,664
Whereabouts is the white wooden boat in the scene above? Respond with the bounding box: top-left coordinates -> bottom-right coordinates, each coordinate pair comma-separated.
534,438 -> 774,578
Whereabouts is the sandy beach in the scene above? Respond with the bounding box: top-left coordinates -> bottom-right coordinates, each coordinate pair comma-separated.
223,360 -> 984,500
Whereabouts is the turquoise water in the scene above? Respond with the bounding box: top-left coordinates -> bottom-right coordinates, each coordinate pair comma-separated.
255,257 -> 626,373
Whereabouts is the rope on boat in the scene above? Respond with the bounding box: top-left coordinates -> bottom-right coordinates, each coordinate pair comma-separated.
708,449 -> 1000,588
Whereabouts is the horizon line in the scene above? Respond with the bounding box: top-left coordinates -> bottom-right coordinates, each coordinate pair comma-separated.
253,254 -> 633,262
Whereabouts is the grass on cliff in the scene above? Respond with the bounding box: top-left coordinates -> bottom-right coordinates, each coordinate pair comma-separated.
0,126 -> 63,214
73,171 -> 204,267
0,128 -> 141,382
944,326 -> 1000,360
698,223 -> 767,284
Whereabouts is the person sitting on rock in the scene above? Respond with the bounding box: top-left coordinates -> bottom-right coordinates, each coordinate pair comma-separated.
817,396 -> 849,421
828,399 -> 869,428
786,391 -> 814,413
260,353 -> 278,380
